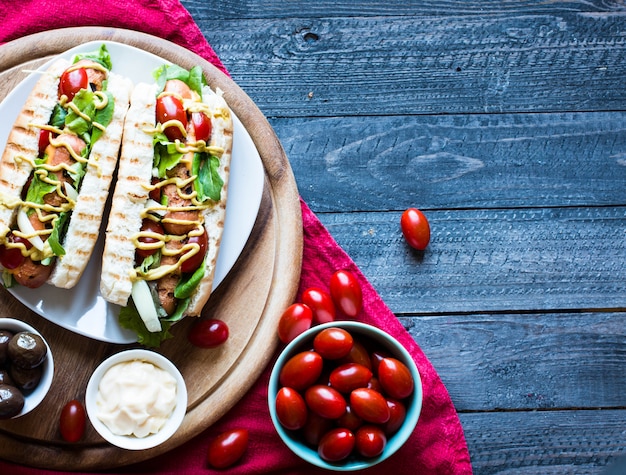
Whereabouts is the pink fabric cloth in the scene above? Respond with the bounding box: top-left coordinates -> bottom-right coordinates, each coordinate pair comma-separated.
0,1 -> 473,473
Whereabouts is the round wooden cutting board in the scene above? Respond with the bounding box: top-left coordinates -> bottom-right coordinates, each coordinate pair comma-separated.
0,27 -> 302,470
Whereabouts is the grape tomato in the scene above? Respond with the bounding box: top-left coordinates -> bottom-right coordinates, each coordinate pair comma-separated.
279,350 -> 323,391
350,388 -> 390,424
301,287 -> 336,324
181,227 -> 208,274
191,112 -> 212,143
329,363 -> 373,393
305,385 -> 347,419
206,428 -> 249,469
355,425 -> 387,458
329,270 -> 363,317
400,207 -> 430,251
156,95 -> 187,141
59,68 -> 89,101
318,428 -> 355,462
378,357 -> 414,400
275,387 -> 308,430
313,327 -> 353,360
59,399 -> 86,442
188,319 -> 229,348
278,303 -> 313,344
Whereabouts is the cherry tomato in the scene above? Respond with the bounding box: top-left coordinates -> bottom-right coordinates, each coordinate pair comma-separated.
206,428 -> 249,469
339,339 -> 372,370
369,349 -> 391,376
181,227 -> 208,273
38,130 -> 51,157
301,287 -> 336,324
303,412 -> 333,446
279,350 -> 323,391
136,219 -> 164,259
318,428 -> 355,462
350,388 -> 390,424
191,112 -> 212,143
277,303 -> 313,344
336,404 -> 363,431
59,68 -> 89,101
329,269 -> 363,317
304,385 -> 347,419
188,318 -> 229,348
313,327 -> 353,360
275,387 -> 308,430
367,377 -> 383,393
329,363 -> 373,393
355,425 -> 387,458
0,234 -> 29,270
378,358 -> 414,400
149,177 -> 161,201
59,399 -> 86,442
383,399 -> 407,436
156,95 -> 188,141
400,207 -> 430,251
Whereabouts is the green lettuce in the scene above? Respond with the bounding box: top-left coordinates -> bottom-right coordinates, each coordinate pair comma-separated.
73,44 -> 112,70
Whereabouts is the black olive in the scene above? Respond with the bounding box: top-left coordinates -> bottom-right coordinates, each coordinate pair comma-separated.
0,369 -> 15,386
9,364 -> 42,392
0,330 -> 13,366
0,384 -> 25,419
7,332 -> 47,369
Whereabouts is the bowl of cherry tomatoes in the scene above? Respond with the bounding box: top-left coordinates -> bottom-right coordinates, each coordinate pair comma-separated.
268,321 -> 422,471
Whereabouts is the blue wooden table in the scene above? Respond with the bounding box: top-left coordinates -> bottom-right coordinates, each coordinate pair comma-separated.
181,1 -> 626,473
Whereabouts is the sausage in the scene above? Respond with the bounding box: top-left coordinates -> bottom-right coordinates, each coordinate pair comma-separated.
156,239 -> 183,315
161,163 -> 200,235
12,258 -> 52,289
42,134 -> 86,208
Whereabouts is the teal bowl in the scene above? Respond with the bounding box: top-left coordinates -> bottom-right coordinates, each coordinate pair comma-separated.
268,321 -> 422,471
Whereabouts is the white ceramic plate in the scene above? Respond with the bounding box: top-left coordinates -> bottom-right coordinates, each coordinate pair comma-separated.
0,41 -> 264,344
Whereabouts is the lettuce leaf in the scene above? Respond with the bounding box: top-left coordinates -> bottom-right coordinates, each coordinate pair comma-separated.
192,152 -> 223,202
153,64 -> 206,97
118,302 -> 173,347
73,44 -> 112,70
91,90 -> 115,144
153,131 -> 184,177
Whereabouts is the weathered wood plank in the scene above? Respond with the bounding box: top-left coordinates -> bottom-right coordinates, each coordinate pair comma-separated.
270,112 -> 626,212
459,409 -> 626,474
318,207 -> 626,313
182,0 -> 626,19
194,14 -> 626,116
399,312 -> 626,411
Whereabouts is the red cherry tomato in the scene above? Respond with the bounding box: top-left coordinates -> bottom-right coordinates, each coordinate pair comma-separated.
336,404 -> 363,431
383,399 -> 407,436
149,177 -> 161,201
303,411 -> 333,446
59,68 -> 89,101
301,287 -> 336,325
339,339 -> 372,370
304,385 -> 347,419
313,327 -> 353,360
400,207 -> 430,251
355,425 -> 387,458
181,227 -> 208,273
188,319 -> 229,348
318,428 -> 355,462
206,428 -> 249,469
378,357 -> 414,400
0,234 -> 29,270
191,112 -> 212,143
275,387 -> 308,430
329,269 -> 363,317
329,363 -> 373,393
369,349 -> 391,376
277,303 -> 313,344
38,130 -> 51,157
59,399 -> 86,442
279,350 -> 323,391
350,388 -> 390,424
156,95 -> 188,141
136,219 -> 164,259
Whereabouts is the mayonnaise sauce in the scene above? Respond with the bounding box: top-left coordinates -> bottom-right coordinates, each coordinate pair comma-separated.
95,359 -> 178,438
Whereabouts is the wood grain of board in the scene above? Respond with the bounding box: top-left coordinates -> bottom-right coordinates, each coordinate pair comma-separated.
0,27 -> 302,471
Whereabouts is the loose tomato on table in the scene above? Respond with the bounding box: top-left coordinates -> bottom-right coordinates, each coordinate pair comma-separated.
188,318 -> 229,348
207,428 -> 249,469
301,287 -> 336,324
400,207 -> 430,251
329,269 -> 363,317
156,95 -> 187,141
59,68 -> 89,101
277,303 -> 313,344
59,399 -> 86,442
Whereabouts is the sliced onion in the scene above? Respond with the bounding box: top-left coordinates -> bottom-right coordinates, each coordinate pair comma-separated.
64,182 -> 78,202
17,208 -> 45,251
131,280 -> 162,332
145,199 -> 166,217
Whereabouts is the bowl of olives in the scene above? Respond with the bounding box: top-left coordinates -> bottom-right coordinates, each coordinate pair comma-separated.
0,318 -> 54,419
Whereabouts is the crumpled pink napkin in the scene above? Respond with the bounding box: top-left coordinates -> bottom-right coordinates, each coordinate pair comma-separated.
0,1 -> 473,473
